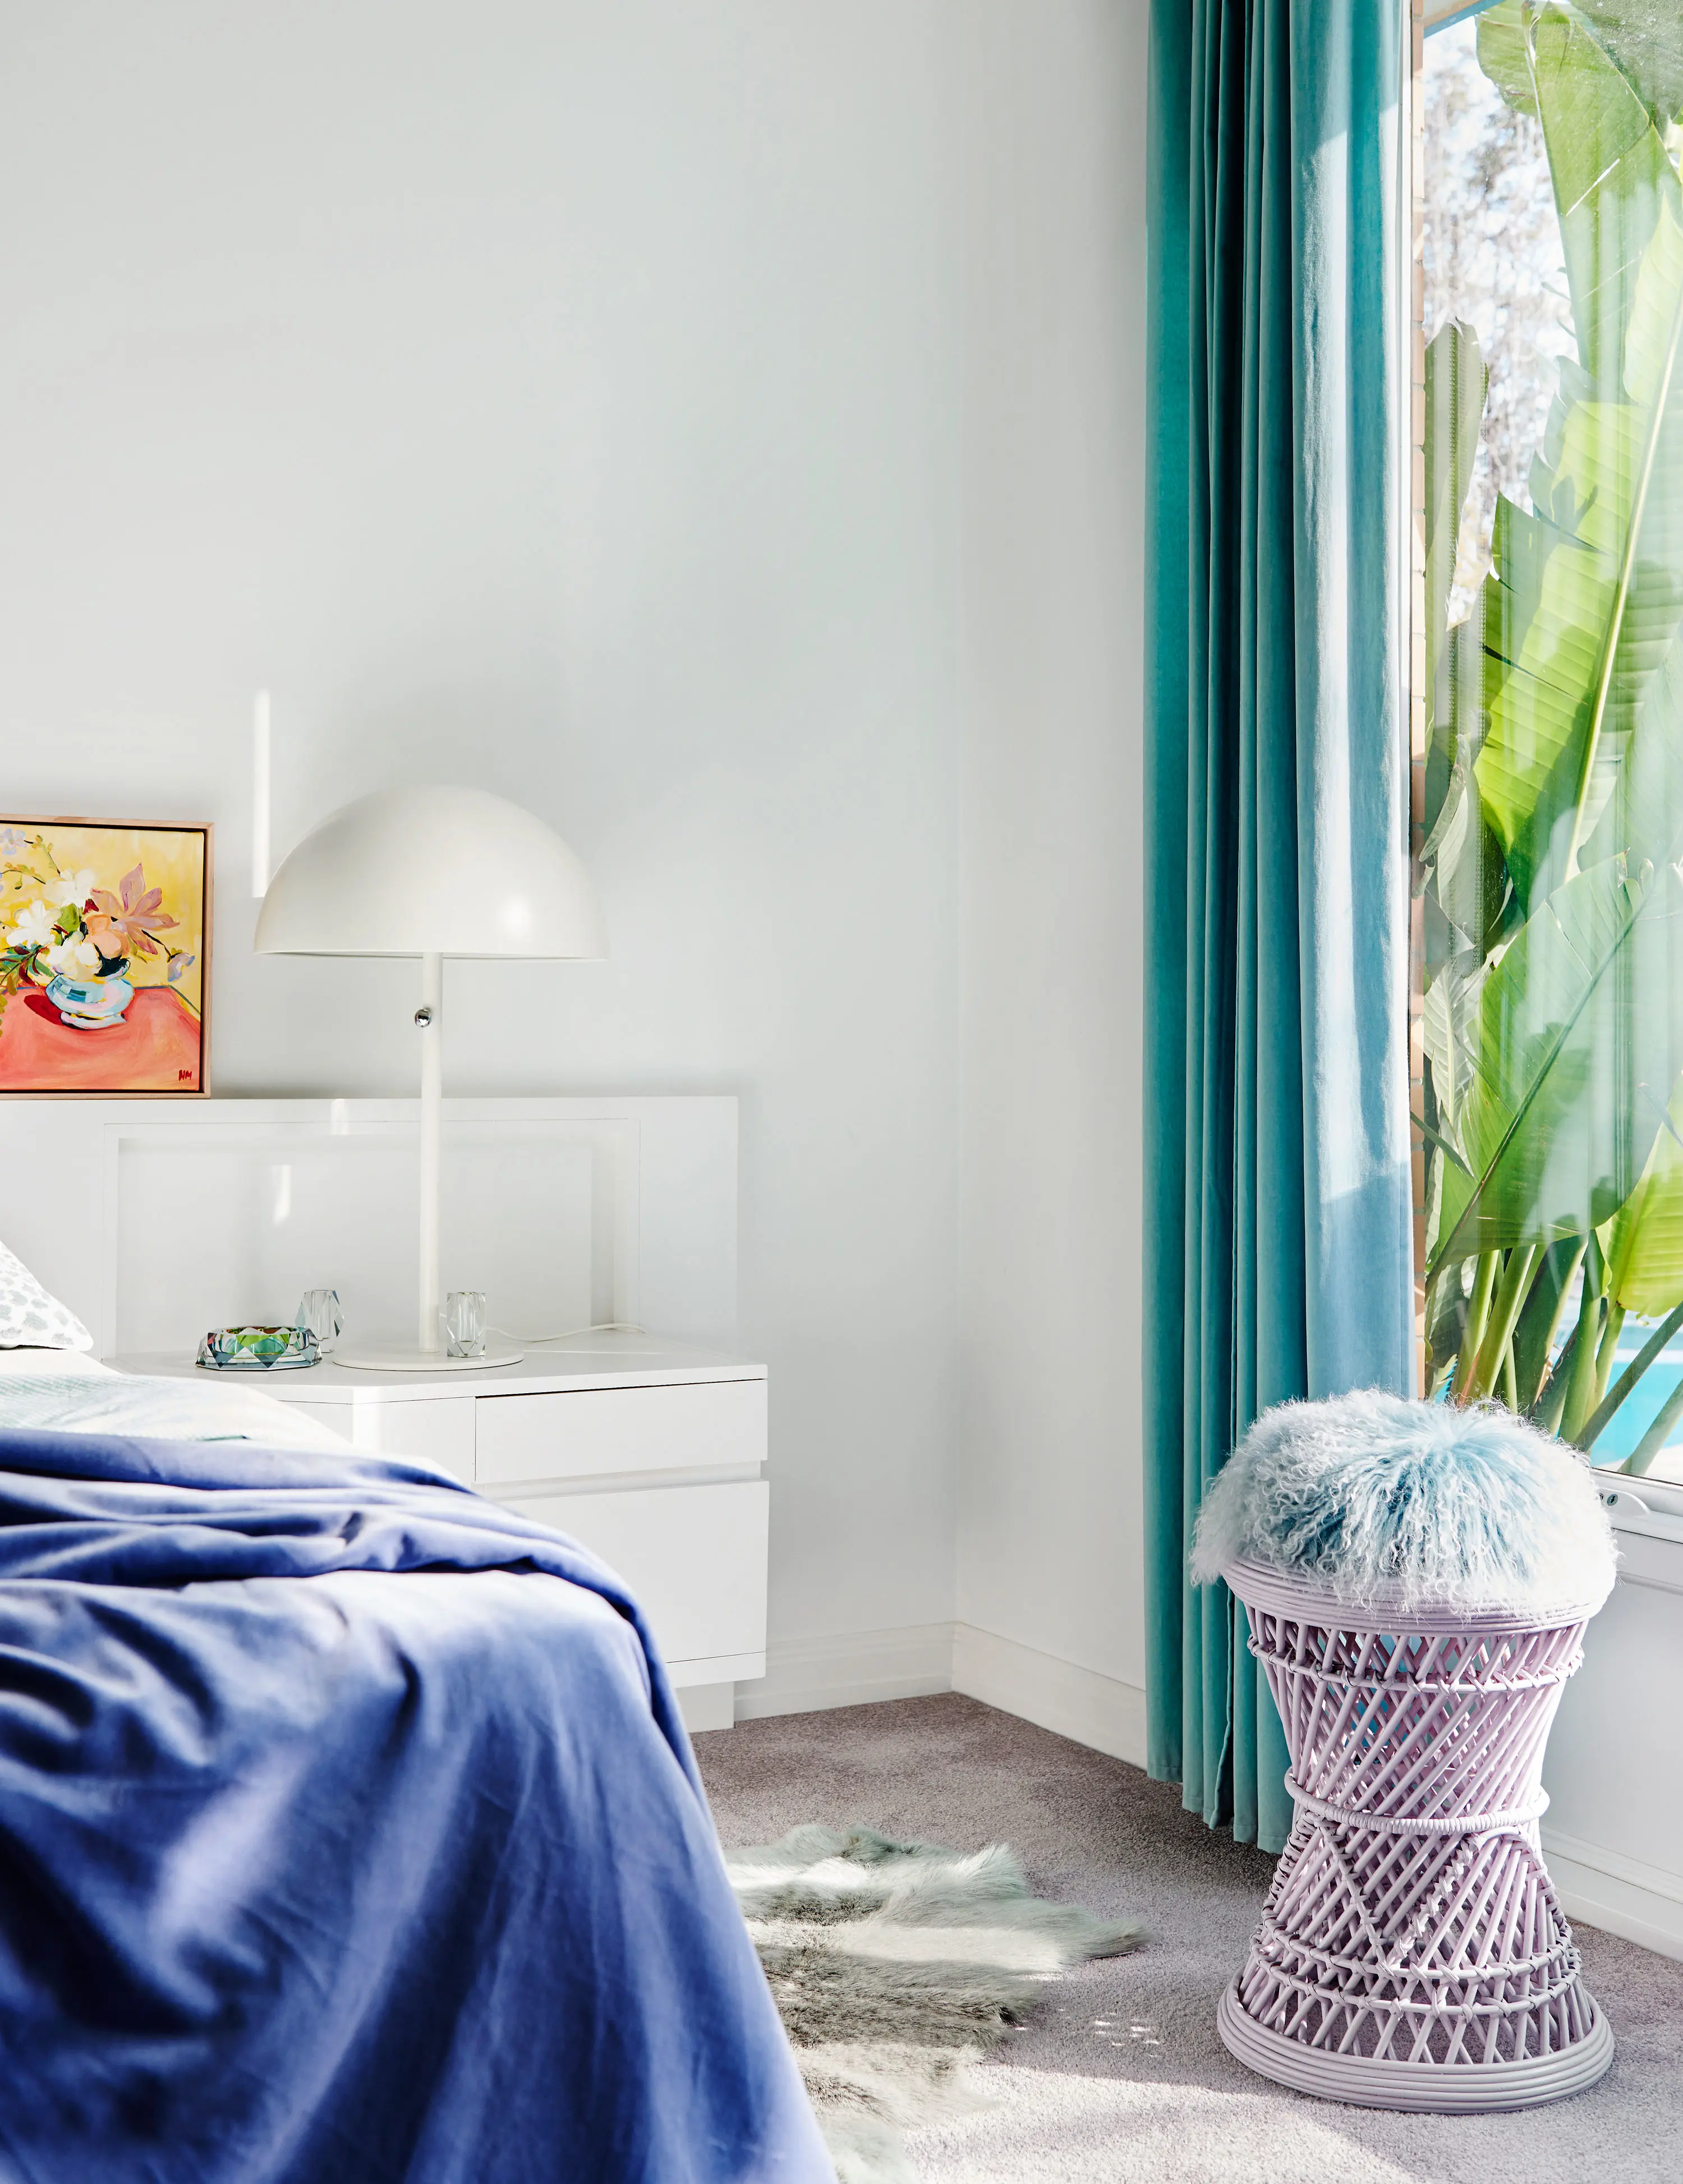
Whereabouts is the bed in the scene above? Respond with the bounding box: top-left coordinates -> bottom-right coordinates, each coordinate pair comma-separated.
0,1340 -> 830,2182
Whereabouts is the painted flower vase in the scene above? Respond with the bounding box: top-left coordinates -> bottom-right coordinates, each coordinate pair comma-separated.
45,969 -> 135,1028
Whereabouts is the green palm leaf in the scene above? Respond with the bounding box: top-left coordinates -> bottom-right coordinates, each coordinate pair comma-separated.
1424,320 -> 1488,726
1472,8 -> 1683,908
1604,1072 -> 1683,1311
1429,854 -> 1683,1273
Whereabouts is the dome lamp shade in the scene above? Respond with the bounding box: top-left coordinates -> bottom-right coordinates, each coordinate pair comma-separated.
254,784 -> 606,960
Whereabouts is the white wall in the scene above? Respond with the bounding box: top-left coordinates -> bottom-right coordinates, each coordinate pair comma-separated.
1543,1518 -> 1683,1961
0,0 -> 965,1653
0,0 -> 1153,1702
954,0 -> 1151,1753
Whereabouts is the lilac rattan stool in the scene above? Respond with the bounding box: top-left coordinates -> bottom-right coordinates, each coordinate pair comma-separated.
1217,1555 -> 1613,2112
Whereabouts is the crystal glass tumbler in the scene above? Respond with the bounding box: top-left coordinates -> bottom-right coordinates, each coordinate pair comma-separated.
296,1288 -> 343,1356
445,1291 -> 487,1359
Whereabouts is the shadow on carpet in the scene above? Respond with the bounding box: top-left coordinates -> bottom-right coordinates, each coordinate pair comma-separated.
726,1823 -> 1142,2184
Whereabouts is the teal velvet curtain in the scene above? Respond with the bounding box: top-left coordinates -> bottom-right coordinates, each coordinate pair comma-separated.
1143,0 -> 1415,1852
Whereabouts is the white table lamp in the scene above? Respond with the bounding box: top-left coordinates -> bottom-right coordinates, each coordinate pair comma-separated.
255,783 -> 606,1370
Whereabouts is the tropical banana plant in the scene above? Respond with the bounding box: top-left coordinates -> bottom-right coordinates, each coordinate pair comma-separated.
1419,0 -> 1683,1469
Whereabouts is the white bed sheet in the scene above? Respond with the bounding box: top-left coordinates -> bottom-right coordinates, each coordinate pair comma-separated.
0,1349 -> 350,1450
0,1348 -> 114,1379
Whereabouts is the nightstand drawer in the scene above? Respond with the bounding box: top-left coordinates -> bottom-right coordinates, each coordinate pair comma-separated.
474,1378 -> 766,1487
286,1395 -> 477,1484
499,1480 -> 769,1664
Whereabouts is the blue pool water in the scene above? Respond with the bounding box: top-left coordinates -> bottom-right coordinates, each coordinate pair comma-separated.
1582,1347 -> 1683,1469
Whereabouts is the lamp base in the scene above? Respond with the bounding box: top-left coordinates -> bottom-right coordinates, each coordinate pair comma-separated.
332,1344 -> 525,1373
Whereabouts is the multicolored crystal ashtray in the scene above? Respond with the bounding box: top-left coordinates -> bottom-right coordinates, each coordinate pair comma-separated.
196,1325 -> 320,1371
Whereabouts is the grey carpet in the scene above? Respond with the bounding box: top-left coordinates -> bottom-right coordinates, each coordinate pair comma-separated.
695,1693 -> 1683,2184
727,1824 -> 1141,2181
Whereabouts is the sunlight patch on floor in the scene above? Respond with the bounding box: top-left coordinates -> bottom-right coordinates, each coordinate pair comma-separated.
908,2069 -> 1424,2184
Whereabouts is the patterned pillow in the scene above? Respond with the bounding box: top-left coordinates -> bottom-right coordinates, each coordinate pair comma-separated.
0,1240 -> 93,1351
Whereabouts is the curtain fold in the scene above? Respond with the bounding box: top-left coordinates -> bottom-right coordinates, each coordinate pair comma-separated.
1143,0 -> 1414,1853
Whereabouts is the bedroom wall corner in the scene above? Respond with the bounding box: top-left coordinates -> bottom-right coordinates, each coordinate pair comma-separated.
954,0 -> 1151,1724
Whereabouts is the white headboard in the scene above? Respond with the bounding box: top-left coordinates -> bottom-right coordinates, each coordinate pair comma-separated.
0,1096 -> 737,1360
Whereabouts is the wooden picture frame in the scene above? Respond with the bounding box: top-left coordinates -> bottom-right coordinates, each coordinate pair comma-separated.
0,818 -> 211,1096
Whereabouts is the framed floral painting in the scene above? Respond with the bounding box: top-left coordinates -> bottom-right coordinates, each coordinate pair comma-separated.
0,819 -> 210,1095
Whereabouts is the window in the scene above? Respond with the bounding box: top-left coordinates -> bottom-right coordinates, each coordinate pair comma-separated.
1413,0 -> 1683,1473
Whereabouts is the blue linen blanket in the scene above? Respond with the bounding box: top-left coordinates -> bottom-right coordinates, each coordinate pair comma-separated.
0,1424 -> 831,2183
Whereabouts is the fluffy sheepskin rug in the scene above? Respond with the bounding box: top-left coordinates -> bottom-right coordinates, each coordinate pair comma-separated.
1189,1389 -> 1617,1612
726,1824 -> 1141,2184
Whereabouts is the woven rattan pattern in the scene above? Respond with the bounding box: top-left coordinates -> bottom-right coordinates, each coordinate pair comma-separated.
1227,1586 -> 1604,2076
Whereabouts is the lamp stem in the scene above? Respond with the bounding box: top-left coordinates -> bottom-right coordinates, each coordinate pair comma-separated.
418,952 -> 443,1354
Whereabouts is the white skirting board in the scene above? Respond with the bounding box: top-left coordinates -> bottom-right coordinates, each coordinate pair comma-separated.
730,1618 -> 1147,1771
677,1683 -> 738,1734
1544,1830 -> 1683,1962
732,1621 -> 956,1719
951,1624 -> 1148,1768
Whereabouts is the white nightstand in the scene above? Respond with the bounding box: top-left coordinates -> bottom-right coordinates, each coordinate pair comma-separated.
114,1332 -> 767,1732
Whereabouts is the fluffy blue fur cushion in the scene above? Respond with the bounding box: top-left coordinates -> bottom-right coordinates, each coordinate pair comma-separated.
1189,1390 -> 1617,1612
